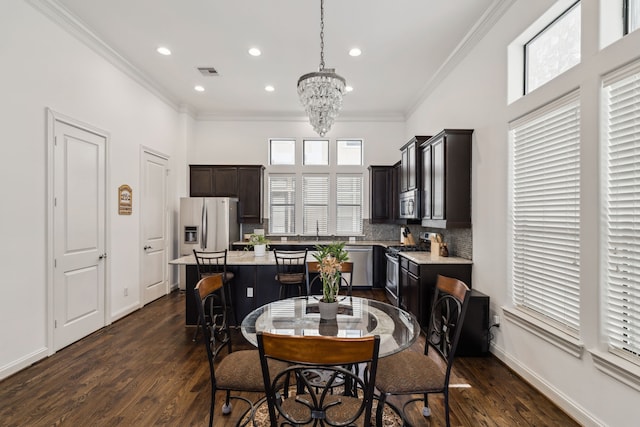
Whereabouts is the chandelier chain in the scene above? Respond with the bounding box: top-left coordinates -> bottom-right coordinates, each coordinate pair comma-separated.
319,0 -> 325,70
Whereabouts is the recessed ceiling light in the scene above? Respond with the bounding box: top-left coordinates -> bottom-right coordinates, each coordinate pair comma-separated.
157,46 -> 172,56
345,86 -> 354,92
265,85 -> 275,92
248,47 -> 262,57
348,48 -> 361,57
194,85 -> 205,92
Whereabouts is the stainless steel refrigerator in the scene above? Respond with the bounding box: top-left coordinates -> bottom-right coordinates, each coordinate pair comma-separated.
179,197 -> 239,289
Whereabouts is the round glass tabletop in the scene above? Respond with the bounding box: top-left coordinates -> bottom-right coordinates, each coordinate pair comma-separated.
241,296 -> 420,357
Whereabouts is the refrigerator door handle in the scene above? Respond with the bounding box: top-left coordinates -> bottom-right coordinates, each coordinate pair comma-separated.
202,201 -> 208,250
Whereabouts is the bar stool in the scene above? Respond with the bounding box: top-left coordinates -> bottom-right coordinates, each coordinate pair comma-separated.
273,249 -> 308,299
193,249 -> 236,341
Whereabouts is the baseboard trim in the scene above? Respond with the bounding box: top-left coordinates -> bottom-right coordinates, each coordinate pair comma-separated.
0,347 -> 48,381
490,344 -> 604,427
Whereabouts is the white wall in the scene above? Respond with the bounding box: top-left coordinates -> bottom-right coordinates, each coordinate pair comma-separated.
192,119 -> 405,219
0,1 -> 183,378
406,1 -> 640,425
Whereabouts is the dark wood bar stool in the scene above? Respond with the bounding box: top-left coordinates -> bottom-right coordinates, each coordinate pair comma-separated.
273,249 -> 308,299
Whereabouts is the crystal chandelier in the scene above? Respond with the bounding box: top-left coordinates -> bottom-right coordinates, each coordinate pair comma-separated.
297,0 -> 346,137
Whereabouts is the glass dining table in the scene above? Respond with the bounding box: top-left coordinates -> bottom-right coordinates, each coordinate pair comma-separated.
241,295 -> 420,357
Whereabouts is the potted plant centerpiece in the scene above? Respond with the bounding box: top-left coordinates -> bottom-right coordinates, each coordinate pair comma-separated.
245,233 -> 270,256
313,241 -> 349,319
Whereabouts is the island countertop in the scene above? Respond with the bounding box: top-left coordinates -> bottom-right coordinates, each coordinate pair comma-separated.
399,252 -> 472,265
169,251 -> 289,266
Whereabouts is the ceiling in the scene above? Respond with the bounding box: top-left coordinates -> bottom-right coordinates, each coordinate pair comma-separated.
48,0 -> 506,120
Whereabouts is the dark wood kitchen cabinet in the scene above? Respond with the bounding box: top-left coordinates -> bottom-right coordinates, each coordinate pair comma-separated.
420,129 -> 473,228
189,165 -> 264,223
399,136 -> 430,193
369,165 -> 395,223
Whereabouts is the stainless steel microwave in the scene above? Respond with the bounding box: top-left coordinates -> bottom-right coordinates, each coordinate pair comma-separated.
399,190 -> 419,219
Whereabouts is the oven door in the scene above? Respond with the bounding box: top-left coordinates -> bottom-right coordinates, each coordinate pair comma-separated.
385,253 -> 399,306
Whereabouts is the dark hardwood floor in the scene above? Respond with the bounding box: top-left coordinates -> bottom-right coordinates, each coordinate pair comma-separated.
0,289 -> 579,426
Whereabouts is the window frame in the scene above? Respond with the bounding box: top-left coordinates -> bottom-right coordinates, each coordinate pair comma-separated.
624,0 -> 640,34
523,0 -> 581,95
335,174 -> 363,235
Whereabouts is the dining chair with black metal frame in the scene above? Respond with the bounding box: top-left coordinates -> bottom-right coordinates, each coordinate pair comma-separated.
194,275 -> 287,427
273,249 -> 308,299
193,249 -> 236,341
257,331 -> 381,427
306,261 -> 354,297
374,274 -> 471,427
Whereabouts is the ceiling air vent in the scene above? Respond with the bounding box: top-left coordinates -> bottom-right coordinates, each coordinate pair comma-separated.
197,67 -> 219,76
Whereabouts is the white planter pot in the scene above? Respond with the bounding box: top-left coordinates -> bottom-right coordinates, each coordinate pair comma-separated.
254,244 -> 266,257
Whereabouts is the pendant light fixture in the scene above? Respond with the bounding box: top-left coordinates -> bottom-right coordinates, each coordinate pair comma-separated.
297,0 -> 346,137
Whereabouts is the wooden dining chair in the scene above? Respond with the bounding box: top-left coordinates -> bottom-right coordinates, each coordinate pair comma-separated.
306,261 -> 354,297
194,275 -> 287,427
374,274 -> 471,427
257,331 -> 380,426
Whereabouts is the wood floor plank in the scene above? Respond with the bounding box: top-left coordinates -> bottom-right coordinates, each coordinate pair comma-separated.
0,289 -> 580,426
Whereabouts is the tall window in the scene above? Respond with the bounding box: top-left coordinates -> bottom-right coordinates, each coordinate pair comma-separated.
510,91 -> 581,333
525,1 -> 581,94
336,175 -> 363,234
269,175 -> 295,234
303,175 -> 329,235
603,62 -> 640,362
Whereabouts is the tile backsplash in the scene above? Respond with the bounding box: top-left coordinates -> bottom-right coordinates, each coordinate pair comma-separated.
241,220 -> 472,260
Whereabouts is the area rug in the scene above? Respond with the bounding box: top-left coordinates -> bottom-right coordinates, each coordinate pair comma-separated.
241,398 -> 402,426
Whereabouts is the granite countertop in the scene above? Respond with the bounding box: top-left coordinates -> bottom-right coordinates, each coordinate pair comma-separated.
399,252 -> 472,265
169,251 -> 288,266
232,240 -> 401,247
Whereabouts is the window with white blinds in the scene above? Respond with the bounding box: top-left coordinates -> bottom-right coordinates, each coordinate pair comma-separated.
603,62 -> 640,361
269,175 -> 296,234
303,175 -> 329,235
510,91 -> 581,333
336,174 -> 363,234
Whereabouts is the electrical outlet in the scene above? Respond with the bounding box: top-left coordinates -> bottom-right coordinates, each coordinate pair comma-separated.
124,287 -> 128,297
493,314 -> 500,326
247,287 -> 253,298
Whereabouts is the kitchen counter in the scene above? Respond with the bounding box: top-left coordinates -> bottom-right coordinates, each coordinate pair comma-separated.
169,250 -> 288,266
399,251 -> 472,265
232,240 -> 401,247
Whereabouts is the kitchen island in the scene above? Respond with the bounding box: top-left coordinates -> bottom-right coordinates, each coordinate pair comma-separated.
170,251 -> 297,325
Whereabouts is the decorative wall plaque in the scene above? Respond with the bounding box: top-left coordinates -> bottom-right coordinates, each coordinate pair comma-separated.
118,184 -> 132,215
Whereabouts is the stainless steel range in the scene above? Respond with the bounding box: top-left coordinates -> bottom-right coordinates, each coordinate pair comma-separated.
385,244 -> 424,306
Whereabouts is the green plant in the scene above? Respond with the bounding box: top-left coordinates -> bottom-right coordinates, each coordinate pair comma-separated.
312,241 -> 349,303
244,233 -> 270,251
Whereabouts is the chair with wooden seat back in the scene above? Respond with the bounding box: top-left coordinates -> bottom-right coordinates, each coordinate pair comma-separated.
306,261 -> 354,297
193,249 -> 236,340
257,331 -> 380,427
194,275 -> 287,427
273,249 -> 308,299
375,274 -> 471,427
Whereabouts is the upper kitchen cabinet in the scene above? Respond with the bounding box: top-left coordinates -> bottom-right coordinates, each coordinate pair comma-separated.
189,165 -> 264,223
369,165 -> 396,223
420,129 -> 473,229
399,136 -> 430,192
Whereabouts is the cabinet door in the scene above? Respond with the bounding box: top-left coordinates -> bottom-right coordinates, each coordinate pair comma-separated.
190,166 -> 214,196
407,271 -> 420,320
400,148 -> 409,192
421,144 -> 432,219
237,166 -> 263,223
370,166 -> 393,223
407,142 -> 417,191
431,136 -> 445,220
213,167 -> 238,196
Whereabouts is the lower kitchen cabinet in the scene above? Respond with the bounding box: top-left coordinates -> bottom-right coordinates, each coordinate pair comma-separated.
398,255 -> 488,356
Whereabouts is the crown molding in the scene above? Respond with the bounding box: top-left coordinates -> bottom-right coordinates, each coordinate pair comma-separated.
196,110 -> 405,123
27,0 -> 180,112
406,0 -> 517,117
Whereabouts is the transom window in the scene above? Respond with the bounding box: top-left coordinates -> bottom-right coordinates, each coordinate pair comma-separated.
303,139 -> 329,165
625,0 -> 640,34
524,1 -> 581,94
269,139 -> 295,165
337,139 -> 363,165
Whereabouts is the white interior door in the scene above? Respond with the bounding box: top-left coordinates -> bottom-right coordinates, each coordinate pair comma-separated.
141,149 -> 168,305
53,120 -> 106,351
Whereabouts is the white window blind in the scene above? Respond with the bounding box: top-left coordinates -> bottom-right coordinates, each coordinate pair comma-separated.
336,174 -> 363,234
603,63 -> 640,361
303,175 -> 329,235
510,92 -> 581,333
269,175 -> 296,234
